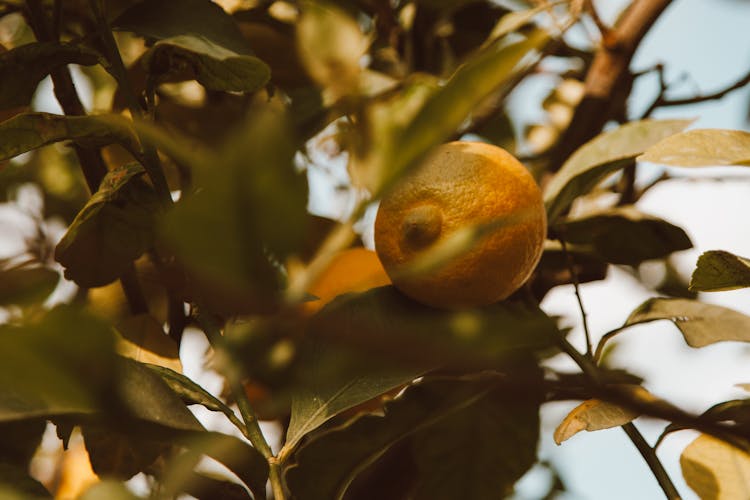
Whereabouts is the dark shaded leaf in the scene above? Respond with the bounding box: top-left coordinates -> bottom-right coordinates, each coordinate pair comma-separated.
82,423 -> 166,480
0,266 -> 58,306
532,241 -> 608,298
0,112 -> 139,163
0,306 -> 116,422
690,250 -> 750,292
0,42 -> 101,109
309,286 -> 558,368
0,419 -> 46,464
702,399 -> 750,425
182,473 -> 252,500
625,298 -> 750,348
555,206 -> 692,265
0,462 -> 51,499
170,431 -> 269,500
113,0 -> 253,55
544,119 -> 691,222
143,35 -> 270,92
55,163 -> 160,288
286,373 -> 541,500
639,129 -> 750,167
410,374 -> 541,499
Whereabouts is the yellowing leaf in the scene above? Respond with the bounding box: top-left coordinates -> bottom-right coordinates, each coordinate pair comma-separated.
115,314 -> 182,372
681,434 -> 750,500
639,129 -> 750,167
554,399 -> 638,444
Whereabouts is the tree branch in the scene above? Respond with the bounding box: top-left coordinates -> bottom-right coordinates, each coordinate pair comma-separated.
548,0 -> 674,173
622,422 -> 682,500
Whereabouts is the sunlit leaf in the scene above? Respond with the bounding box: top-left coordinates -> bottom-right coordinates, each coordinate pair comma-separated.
286,373 -> 540,500
690,250 -> 750,292
639,129 -> 750,167
296,2 -> 368,100
353,29 -> 548,194
0,112 -> 139,163
556,206 -> 692,265
309,286 -> 557,368
0,42 -> 101,109
0,266 -> 58,306
0,306 -> 116,422
55,164 -> 160,288
554,399 -> 637,444
681,434 -> 750,500
116,315 -> 182,372
143,35 -> 270,92
625,298 -> 750,347
544,119 -> 692,222
113,0 -> 253,55
484,2 -> 562,46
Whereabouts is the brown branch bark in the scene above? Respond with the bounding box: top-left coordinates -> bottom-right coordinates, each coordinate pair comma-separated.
548,0 -> 674,172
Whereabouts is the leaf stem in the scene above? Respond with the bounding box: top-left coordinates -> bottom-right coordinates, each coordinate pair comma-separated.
87,0 -> 172,206
559,236 -> 593,357
194,311 -> 287,499
622,422 -> 682,500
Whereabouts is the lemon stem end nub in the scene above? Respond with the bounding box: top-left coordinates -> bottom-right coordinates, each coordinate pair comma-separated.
401,204 -> 442,250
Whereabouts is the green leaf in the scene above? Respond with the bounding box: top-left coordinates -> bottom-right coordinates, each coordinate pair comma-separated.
0,266 -> 58,306
690,250 -> 750,292
544,119 -> 692,222
55,163 -> 160,288
285,341 -> 431,454
78,481 -> 140,500
354,29 -> 549,194
82,423 -> 167,480
484,2 -> 562,46
0,306 -> 116,422
116,358 -> 203,432
625,298 -> 750,348
0,463 -> 51,499
0,419 -> 47,464
145,364 -> 246,433
410,376 -> 541,499
143,35 -> 270,92
309,286 -> 558,368
681,434 -> 750,500
160,108 -> 307,314
286,373 -> 541,500
0,42 -> 101,110
0,112 -> 139,163
112,0 -> 253,55
555,206 -> 692,265
638,129 -> 750,167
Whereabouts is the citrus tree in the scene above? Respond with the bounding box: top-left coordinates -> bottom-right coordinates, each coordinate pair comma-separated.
1,0 -> 749,498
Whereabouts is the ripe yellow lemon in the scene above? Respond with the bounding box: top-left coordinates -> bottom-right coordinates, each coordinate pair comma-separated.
374,141 -> 546,308
303,247 -> 391,314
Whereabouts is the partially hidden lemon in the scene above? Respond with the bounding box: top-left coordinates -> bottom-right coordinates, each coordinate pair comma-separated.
303,247 -> 391,314
374,141 -> 546,309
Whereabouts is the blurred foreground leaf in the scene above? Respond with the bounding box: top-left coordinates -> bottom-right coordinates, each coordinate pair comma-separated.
78,481 -> 138,500
309,286 -> 558,368
143,35 -> 270,92
0,112 -> 139,163
639,129 -> 750,167
286,373 -> 541,500
0,463 -> 50,499
0,266 -> 58,306
690,250 -> 750,292
681,434 -> 750,500
55,164 -> 160,288
556,206 -> 692,265
0,42 -> 101,109
626,298 -> 750,348
544,119 -> 691,222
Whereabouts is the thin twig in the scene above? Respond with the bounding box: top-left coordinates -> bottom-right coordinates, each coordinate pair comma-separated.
559,236 -> 593,357
584,0 -> 610,37
622,423 -> 682,499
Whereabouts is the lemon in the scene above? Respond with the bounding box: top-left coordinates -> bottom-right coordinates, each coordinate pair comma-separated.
374,141 -> 546,308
